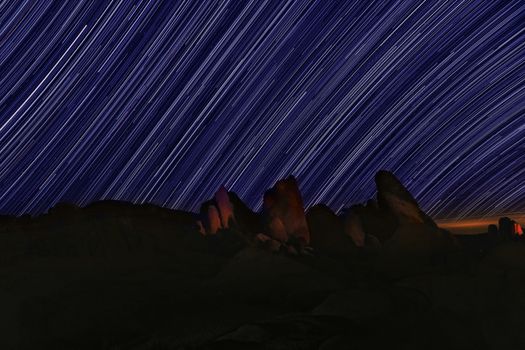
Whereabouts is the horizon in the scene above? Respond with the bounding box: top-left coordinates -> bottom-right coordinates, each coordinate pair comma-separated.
3,182 -> 523,237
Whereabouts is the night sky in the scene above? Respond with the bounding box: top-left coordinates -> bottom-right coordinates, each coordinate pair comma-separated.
0,1 -> 523,219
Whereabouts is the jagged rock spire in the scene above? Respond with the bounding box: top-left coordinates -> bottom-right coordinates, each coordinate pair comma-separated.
263,176 -> 310,245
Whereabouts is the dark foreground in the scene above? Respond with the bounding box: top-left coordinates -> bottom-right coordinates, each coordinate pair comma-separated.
0,205 -> 524,350
1,170 -> 523,350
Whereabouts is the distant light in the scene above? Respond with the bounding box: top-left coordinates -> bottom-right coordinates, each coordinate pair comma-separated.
515,223 -> 523,236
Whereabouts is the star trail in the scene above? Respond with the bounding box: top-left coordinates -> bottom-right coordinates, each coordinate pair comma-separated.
0,0 -> 523,219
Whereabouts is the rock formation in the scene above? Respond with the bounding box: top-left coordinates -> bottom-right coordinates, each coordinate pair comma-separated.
498,217 -> 523,238
263,176 -> 310,245
488,224 -> 498,236
214,186 -> 234,228
200,202 -> 222,235
342,207 -> 366,247
516,223 -> 524,236
267,216 -> 288,242
350,202 -> 397,243
227,191 -> 263,234
193,170 -> 456,257
331,170 -> 458,261
375,170 -> 436,227
199,186 -> 242,235
307,204 -> 356,255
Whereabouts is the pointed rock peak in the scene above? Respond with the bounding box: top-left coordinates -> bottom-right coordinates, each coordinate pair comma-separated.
263,176 -> 310,245
275,175 -> 298,189
307,204 -> 361,254
226,191 -> 263,235
375,170 -> 436,227
375,171 -> 419,207
264,177 -> 299,205
214,185 -> 234,228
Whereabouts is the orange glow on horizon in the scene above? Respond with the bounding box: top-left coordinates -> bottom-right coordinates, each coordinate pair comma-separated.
436,214 -> 525,235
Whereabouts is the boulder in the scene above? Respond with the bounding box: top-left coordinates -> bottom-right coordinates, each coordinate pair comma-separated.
488,224 -> 498,236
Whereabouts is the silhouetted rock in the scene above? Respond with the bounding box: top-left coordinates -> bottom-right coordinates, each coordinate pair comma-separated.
350,203 -> 397,243
514,222 -> 523,236
488,224 -> 498,236
0,200 -> 205,262
228,191 -> 263,235
215,186 -> 234,228
263,176 -> 310,245
366,199 -> 378,209
0,171 -> 523,350
498,216 -> 523,239
342,208 -> 365,247
47,202 -> 80,217
499,217 -> 513,237
375,170 -> 436,227
307,205 -> 356,256
376,224 -> 459,277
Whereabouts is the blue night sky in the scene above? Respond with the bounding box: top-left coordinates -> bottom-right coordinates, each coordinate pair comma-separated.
0,0 -> 523,219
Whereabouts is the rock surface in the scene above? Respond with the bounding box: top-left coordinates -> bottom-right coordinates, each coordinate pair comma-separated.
307,205 -> 356,256
215,186 -> 234,228
227,191 -> 263,234
263,176 -> 310,245
350,203 -> 397,243
342,208 -> 366,247
203,203 -> 222,235
375,170 -> 436,227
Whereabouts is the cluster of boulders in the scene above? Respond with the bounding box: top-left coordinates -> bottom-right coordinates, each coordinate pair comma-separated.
488,217 -> 524,239
197,186 -> 235,235
197,170 -> 456,257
